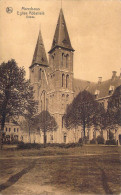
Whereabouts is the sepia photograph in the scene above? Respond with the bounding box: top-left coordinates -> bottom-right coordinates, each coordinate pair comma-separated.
0,0 -> 121,194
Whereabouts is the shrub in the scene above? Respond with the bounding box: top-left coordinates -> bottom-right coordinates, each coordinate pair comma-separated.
90,139 -> 96,144
105,139 -> 116,145
17,142 -> 83,149
78,138 -> 83,144
109,131 -> 114,140
96,135 -> 104,144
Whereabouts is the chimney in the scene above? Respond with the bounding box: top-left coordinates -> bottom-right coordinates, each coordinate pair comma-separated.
112,71 -> 117,80
98,77 -> 102,84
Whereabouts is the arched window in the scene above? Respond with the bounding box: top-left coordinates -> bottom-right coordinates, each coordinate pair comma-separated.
66,75 -> 69,88
62,74 -> 65,87
66,54 -> 69,68
43,91 -> 46,110
39,68 -> 41,80
66,94 -> 69,101
61,53 -> 64,66
62,116 -> 64,128
46,98 -> 48,110
41,91 -> 46,111
64,133 -> 67,143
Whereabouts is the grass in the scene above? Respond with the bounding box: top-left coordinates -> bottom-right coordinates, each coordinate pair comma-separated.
0,145 -> 121,194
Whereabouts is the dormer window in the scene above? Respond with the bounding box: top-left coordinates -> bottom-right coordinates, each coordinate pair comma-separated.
53,40 -> 56,46
95,90 -> 100,99
109,86 -> 114,95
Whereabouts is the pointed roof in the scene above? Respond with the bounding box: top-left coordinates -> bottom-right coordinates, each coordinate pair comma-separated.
49,9 -> 74,53
30,30 -> 48,68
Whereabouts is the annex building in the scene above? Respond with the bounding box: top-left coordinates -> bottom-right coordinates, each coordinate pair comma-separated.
28,8 -> 121,144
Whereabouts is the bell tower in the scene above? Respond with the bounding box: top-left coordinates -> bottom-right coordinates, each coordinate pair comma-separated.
29,29 -> 49,111
48,9 -> 75,143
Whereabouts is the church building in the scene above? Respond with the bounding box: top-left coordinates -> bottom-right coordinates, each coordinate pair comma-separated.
29,8 -> 121,144
29,9 -> 75,143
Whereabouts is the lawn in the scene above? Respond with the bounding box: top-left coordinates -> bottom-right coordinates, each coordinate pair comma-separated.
0,145 -> 120,194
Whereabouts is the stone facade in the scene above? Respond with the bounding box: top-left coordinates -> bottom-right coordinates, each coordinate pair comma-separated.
29,9 -> 75,143
28,8 -> 121,145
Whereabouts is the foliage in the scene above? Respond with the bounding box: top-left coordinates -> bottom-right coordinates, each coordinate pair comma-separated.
32,110 -> 58,144
17,142 -> 83,149
109,130 -> 114,140
105,139 -> 116,145
78,138 -> 83,144
64,90 -> 105,137
0,59 -> 37,148
105,85 -> 121,130
90,139 -> 96,144
96,135 -> 104,144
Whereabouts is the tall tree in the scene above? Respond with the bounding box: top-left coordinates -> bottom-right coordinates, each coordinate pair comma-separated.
33,111 -> 58,144
64,90 -> 105,139
0,59 -> 37,148
105,85 -> 121,131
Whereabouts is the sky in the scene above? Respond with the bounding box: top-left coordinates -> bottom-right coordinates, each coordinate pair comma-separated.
0,0 -> 121,82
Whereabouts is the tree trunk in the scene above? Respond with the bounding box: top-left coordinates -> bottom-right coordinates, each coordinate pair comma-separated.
0,114 -> 6,150
29,126 -> 31,143
83,121 -> 86,144
83,121 -> 86,137
43,128 -> 46,146
0,91 -> 9,150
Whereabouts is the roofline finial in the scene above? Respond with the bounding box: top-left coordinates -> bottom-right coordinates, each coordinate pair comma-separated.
61,0 -> 62,9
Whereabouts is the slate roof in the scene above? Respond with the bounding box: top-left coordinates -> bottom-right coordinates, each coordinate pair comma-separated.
73,76 -> 121,99
30,30 -> 48,68
49,9 -> 74,53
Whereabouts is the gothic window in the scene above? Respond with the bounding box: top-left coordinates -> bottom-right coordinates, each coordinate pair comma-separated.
39,69 -> 42,80
66,94 -> 69,101
62,74 -> 65,87
62,94 -> 65,99
64,133 -> 67,143
61,53 -> 64,66
62,116 -> 64,128
66,75 -> 69,88
66,54 -> 69,68
46,98 -> 48,110
43,91 -> 46,110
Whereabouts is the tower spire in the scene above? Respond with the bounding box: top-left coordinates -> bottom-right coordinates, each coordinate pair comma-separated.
61,0 -> 62,9
30,29 -> 48,67
49,9 -> 74,53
